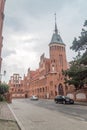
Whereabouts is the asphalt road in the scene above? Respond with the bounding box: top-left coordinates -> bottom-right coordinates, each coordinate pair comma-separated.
24,98 -> 87,122
10,99 -> 87,130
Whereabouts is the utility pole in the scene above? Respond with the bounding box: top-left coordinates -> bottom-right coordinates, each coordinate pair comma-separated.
0,70 -> 6,84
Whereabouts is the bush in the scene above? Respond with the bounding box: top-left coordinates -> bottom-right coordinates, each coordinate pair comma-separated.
0,84 -> 9,101
0,95 -> 5,101
0,84 -> 9,95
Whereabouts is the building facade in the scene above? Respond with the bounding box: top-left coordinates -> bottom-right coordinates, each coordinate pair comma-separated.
8,16 -> 87,101
0,0 -> 5,72
8,74 -> 25,98
23,18 -> 68,99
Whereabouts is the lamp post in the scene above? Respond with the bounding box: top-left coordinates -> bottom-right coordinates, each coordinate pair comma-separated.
0,70 -> 6,84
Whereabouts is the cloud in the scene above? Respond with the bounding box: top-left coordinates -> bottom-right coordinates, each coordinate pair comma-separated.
1,0 -> 87,83
2,49 -> 16,58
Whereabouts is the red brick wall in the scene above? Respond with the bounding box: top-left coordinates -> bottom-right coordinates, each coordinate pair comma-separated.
23,42 -> 68,99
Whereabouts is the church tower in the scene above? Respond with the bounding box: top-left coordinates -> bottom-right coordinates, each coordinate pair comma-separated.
48,14 -> 67,96
49,14 -> 67,74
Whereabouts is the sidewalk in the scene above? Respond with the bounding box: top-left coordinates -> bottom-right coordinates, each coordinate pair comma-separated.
75,101 -> 87,106
42,98 -> 87,106
0,102 -> 21,130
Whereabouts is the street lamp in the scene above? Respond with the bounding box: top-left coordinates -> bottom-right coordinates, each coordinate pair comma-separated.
0,70 -> 6,84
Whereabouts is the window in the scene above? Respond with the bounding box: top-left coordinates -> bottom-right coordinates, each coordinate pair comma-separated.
59,55 -> 63,66
52,65 -> 55,71
50,81 -> 53,87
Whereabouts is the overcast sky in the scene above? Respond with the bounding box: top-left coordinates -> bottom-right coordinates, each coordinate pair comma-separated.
1,0 -> 87,83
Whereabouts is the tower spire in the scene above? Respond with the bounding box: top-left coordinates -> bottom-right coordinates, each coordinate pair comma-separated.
54,13 -> 58,34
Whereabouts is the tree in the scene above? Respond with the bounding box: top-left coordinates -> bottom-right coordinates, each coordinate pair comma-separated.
63,20 -> 87,90
0,84 -> 9,101
63,61 -> 87,90
70,20 -> 87,51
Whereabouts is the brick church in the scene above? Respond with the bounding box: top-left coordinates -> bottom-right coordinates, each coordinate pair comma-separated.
24,18 -> 67,99
8,16 -> 87,101
9,15 -> 68,99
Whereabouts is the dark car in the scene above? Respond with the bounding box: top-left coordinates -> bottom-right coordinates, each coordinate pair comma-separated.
54,95 -> 74,104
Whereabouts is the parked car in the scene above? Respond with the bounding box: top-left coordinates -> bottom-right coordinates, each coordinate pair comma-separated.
30,95 -> 39,100
54,95 -> 74,104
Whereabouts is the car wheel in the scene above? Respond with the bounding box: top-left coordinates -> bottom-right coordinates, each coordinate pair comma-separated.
63,101 -> 66,104
55,101 -> 58,103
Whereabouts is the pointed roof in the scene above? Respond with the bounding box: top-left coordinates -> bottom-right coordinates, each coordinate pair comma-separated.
50,14 -> 64,45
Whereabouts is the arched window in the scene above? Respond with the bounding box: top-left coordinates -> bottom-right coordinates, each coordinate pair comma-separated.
58,83 -> 64,95
52,65 -> 55,71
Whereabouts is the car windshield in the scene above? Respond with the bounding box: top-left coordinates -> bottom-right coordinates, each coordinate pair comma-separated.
56,96 -> 62,98
32,95 -> 37,97
64,96 -> 70,99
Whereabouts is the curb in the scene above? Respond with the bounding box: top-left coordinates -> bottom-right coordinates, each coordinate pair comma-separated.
7,103 -> 25,130
75,102 -> 87,106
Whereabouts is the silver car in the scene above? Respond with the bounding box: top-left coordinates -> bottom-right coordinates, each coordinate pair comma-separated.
30,95 -> 39,100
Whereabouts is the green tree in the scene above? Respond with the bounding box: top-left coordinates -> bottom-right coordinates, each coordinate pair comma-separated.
70,20 -> 87,52
63,61 -> 87,90
0,84 -> 9,101
63,20 -> 87,90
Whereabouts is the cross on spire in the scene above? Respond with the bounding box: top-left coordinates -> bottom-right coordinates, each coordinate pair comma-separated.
54,13 -> 58,34
55,13 -> 56,23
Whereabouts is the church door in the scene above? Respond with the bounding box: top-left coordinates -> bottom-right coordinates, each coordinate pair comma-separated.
58,83 -> 64,95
